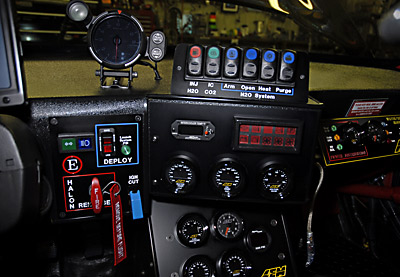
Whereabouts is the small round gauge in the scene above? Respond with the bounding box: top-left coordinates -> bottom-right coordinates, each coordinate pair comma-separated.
88,11 -> 146,69
164,156 -> 197,194
260,164 -> 292,200
183,255 -> 216,277
210,159 -> 246,198
213,212 -> 244,240
218,250 -> 252,277
177,214 -> 209,248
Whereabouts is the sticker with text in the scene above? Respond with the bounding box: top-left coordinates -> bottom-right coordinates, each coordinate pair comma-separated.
261,265 -> 287,277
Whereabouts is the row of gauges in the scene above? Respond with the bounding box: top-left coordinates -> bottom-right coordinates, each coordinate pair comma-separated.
176,212 -> 270,250
164,155 -> 292,200
182,252 -> 251,277
177,212 -> 268,276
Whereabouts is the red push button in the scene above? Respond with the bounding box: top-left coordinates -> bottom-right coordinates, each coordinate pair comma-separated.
104,145 -> 113,153
190,46 -> 202,58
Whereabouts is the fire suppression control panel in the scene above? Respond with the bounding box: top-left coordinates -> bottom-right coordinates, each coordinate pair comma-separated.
50,115 -> 143,221
170,43 -> 309,104
319,115 -> 400,166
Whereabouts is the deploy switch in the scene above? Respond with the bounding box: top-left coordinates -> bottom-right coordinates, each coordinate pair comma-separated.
99,128 -> 116,157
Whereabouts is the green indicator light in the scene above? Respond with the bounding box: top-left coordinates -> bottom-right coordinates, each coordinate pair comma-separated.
331,125 -> 337,132
336,144 -> 343,151
208,47 -> 220,59
121,145 -> 131,156
61,138 -> 76,151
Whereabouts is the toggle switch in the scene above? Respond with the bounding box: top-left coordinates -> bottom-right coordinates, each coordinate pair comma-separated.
187,45 -> 204,76
260,49 -> 278,81
205,46 -> 222,77
99,127 -> 116,157
279,50 -> 296,82
242,48 -> 259,79
223,47 -> 241,78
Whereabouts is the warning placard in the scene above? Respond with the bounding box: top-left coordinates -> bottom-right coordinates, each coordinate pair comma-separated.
346,99 -> 387,117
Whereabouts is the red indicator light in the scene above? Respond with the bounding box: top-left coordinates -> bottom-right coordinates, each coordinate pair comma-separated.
263,126 -> 273,134
252,126 -> 262,133
287,128 -> 297,135
103,137 -> 113,144
190,46 -> 201,58
285,138 -> 295,147
262,136 -> 272,145
104,145 -> 113,153
251,136 -> 260,144
275,127 -> 285,134
274,137 -> 283,146
239,135 -> 249,144
240,125 -> 250,132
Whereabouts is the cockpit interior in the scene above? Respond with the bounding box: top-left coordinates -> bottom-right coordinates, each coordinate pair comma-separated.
1,0 -> 400,276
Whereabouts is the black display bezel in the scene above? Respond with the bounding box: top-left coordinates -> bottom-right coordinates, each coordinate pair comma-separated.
87,11 -> 147,69
0,0 -> 25,107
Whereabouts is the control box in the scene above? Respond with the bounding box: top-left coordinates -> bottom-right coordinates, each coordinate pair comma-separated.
319,115 -> 400,166
171,43 -> 309,104
50,115 -> 143,221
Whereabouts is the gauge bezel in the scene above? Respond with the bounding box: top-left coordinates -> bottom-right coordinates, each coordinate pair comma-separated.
87,10 -> 147,69
245,226 -> 272,254
259,162 -> 293,200
176,213 -> 210,248
211,211 -> 245,241
182,255 -> 216,277
217,250 -> 252,277
209,158 -> 246,198
164,154 -> 198,195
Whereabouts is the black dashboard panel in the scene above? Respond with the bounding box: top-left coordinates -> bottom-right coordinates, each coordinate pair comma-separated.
148,96 -> 321,204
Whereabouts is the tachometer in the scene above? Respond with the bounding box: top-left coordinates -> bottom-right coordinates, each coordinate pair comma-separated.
213,212 -> 244,240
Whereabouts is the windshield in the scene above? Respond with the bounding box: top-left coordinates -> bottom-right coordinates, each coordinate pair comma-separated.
14,0 -> 400,63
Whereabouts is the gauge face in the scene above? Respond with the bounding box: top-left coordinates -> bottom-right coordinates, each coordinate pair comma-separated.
214,212 -> 244,240
183,256 -> 216,277
165,157 -> 197,194
260,164 -> 292,200
88,12 -> 145,69
219,251 -> 251,277
211,160 -> 245,198
177,214 -> 209,247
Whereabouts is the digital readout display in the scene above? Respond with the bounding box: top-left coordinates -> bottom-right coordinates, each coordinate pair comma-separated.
239,124 -> 297,148
178,125 -> 203,135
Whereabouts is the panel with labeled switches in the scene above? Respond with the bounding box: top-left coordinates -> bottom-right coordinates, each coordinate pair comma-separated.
171,43 -> 309,104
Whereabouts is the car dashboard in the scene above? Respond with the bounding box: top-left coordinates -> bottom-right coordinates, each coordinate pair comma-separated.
2,2 -> 400,277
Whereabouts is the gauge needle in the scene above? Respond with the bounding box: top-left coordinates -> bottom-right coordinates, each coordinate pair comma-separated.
115,36 -> 120,62
225,227 -> 230,236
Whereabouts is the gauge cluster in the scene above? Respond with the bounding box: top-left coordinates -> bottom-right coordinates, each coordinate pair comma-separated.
149,96 -> 321,204
150,200 -> 295,277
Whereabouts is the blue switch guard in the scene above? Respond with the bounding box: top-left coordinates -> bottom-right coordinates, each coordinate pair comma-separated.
129,190 -> 143,220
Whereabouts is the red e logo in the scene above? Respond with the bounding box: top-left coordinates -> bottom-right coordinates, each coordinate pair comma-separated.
62,156 -> 83,174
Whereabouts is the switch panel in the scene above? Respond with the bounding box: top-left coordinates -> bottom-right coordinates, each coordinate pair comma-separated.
172,43 -> 309,104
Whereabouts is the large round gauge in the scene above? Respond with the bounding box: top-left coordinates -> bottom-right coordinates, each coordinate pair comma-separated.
218,250 -> 252,277
164,156 -> 197,194
210,159 -> 246,198
183,255 -> 216,277
213,212 -> 244,240
260,164 -> 292,200
177,214 -> 209,248
88,11 -> 146,69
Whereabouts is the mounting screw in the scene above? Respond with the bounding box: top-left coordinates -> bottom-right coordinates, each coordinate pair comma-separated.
270,219 -> 278,227
171,273 -> 179,277
300,74 -> 305,80
152,136 -> 159,143
278,253 -> 286,260
2,97 -> 10,104
177,66 -> 182,71
152,179 -> 158,186
166,234 -> 174,242
59,212 -> 66,218
135,115 -> 142,122
50,118 -> 58,125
